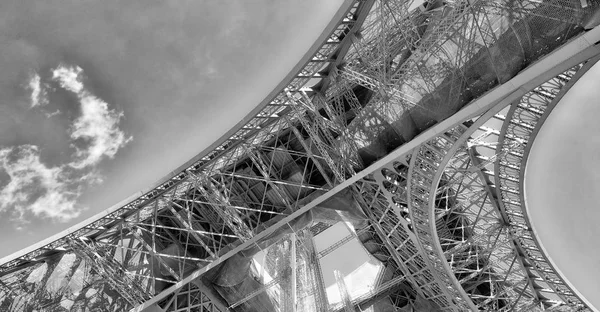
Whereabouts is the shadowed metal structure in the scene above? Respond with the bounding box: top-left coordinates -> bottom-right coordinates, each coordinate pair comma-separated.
2,0 -> 600,311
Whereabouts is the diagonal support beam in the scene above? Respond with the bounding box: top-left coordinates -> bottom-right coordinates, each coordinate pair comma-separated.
166,201 -> 217,259
246,148 -> 296,211
132,24 -> 600,312
196,176 -> 254,241
127,226 -> 182,281
70,237 -> 149,306
467,146 -> 542,306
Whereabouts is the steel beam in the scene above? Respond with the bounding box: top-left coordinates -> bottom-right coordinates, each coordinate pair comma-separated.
130,25 -> 600,311
3,3 -> 600,312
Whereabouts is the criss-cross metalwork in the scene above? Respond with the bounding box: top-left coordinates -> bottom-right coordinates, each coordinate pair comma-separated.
2,0 -> 600,311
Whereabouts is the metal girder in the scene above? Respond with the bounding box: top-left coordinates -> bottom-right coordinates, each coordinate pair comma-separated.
423,112 -> 538,311
494,57 -> 600,310
196,177 -> 254,241
407,57 -> 598,311
334,269 -> 356,312
156,283 -> 227,312
1,0 -> 368,272
354,178 -> 461,310
406,125 -> 477,310
127,226 -> 182,281
56,256 -> 84,296
165,202 -> 217,259
3,1 -> 600,312
229,278 -> 280,309
329,275 -> 409,312
132,25 -> 600,311
245,148 -> 296,210
302,230 -> 329,312
0,279 -> 11,296
27,259 -> 61,310
69,237 -> 149,306
468,147 -> 544,308
286,90 -> 351,183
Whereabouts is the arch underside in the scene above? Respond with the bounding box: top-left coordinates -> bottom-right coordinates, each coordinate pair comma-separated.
2,1 -> 600,311
399,61 -> 593,311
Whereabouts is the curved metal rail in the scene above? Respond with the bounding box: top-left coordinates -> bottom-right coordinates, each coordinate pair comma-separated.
406,125 -> 477,311
495,59 -> 600,310
2,1 -> 600,311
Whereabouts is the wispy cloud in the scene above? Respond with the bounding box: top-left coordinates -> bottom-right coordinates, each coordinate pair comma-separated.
0,64 -> 131,223
69,94 -> 131,168
52,65 -> 84,94
52,64 -> 132,169
0,145 -> 81,221
45,109 -> 61,118
27,72 -> 48,108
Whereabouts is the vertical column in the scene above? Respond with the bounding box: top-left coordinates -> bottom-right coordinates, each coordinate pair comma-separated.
290,232 -> 297,312
334,270 -> 356,312
305,230 -> 329,312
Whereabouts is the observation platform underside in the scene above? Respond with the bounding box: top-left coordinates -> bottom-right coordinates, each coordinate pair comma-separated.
2,0 -> 600,311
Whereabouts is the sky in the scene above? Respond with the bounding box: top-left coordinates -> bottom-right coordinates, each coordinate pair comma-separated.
525,61 -> 600,311
313,223 -> 381,304
0,0 -> 346,258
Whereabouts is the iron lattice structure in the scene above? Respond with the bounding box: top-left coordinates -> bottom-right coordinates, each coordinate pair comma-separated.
2,0 -> 600,311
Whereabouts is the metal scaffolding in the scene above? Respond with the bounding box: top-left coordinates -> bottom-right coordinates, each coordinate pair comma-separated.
2,0 -> 600,311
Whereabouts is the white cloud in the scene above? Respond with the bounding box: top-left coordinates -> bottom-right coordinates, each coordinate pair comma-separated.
27,72 -> 48,108
51,64 -> 132,169
69,94 -> 132,168
45,109 -> 61,118
0,145 -> 82,221
52,65 -> 84,93
0,64 -> 132,224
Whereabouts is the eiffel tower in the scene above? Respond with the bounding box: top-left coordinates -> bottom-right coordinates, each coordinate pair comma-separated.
2,0 -> 600,311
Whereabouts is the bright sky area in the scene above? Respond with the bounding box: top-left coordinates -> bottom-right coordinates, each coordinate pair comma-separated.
314,223 -> 381,304
525,61 -> 600,311
0,0 -> 345,257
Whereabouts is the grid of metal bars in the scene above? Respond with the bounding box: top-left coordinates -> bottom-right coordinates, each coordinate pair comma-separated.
1,1 -> 599,311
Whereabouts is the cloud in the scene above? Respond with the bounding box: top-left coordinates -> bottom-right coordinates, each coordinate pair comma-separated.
27,72 -> 48,108
45,109 -> 61,118
0,145 -> 81,221
69,94 -> 132,168
52,64 -> 132,169
0,64 -> 131,224
52,65 -> 84,94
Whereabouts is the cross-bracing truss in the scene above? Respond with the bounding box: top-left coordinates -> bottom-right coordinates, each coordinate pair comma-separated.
2,0 -> 600,311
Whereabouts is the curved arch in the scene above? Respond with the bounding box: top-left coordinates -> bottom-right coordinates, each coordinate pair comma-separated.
407,104 -> 516,310
494,58 -> 600,310
3,1 -> 600,311
424,105 -> 535,310
406,59 -> 598,310
406,124 -> 477,311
